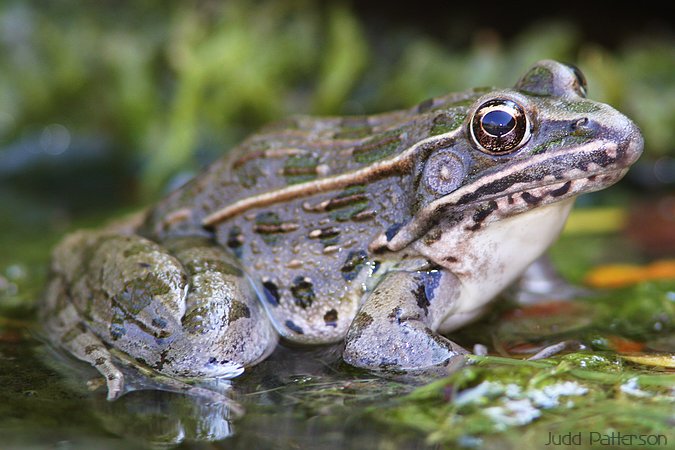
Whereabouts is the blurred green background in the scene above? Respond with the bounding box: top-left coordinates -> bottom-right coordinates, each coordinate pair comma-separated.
1,0 -> 673,219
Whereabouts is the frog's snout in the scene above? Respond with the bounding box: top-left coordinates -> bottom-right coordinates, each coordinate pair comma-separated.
587,106 -> 644,167
620,116 -> 644,166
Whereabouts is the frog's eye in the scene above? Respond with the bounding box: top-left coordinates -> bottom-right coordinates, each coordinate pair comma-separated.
470,99 -> 530,154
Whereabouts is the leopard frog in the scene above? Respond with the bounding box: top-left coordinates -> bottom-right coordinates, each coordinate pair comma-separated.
42,60 -> 643,399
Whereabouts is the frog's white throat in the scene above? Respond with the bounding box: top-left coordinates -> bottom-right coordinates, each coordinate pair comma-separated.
416,196 -> 576,333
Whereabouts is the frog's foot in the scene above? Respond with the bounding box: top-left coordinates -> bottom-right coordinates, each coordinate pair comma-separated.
343,270 -> 468,372
41,277 -> 125,400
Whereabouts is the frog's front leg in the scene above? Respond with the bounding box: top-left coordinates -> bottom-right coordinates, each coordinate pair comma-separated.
343,266 -> 468,371
43,231 -> 277,399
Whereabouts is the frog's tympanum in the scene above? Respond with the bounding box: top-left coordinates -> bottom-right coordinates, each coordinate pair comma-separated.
42,60 -> 643,399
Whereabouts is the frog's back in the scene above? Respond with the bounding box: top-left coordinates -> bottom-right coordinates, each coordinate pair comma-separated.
142,90 -> 480,343
154,90 -> 476,209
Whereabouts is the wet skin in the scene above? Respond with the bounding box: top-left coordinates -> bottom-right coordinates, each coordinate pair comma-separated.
42,60 -> 643,399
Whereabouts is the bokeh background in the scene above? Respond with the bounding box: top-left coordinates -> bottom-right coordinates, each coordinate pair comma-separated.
0,1 -> 674,448
1,1 -> 673,213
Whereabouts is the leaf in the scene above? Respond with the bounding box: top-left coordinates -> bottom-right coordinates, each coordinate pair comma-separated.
584,260 -> 675,288
620,353 -> 675,369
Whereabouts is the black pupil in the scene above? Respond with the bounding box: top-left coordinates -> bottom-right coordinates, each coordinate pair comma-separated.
481,110 -> 515,137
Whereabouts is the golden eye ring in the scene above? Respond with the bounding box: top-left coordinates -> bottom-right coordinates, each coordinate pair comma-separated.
470,99 -> 530,154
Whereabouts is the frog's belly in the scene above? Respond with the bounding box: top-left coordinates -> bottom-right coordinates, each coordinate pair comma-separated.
434,197 -> 576,333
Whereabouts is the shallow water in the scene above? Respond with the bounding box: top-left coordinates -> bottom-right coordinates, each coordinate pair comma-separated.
1,320 -> 428,449
3,241 -> 674,449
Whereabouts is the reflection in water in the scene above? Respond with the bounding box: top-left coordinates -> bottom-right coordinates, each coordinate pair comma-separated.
10,329 -> 422,449
94,390 -> 236,447
41,342 -> 243,446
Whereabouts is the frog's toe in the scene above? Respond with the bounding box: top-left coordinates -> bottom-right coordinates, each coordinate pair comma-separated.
103,368 -> 125,400
41,277 -> 129,400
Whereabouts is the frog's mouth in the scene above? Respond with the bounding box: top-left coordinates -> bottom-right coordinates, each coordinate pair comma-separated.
380,137 -> 641,252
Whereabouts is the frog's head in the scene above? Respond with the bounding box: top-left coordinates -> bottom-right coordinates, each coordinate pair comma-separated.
382,59 -> 643,251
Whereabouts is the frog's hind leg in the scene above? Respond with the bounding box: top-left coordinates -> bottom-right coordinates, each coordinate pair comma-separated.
158,236 -> 279,377
43,231 -> 278,400
41,276 -> 125,400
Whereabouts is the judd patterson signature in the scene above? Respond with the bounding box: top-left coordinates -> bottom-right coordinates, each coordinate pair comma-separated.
545,431 -> 668,447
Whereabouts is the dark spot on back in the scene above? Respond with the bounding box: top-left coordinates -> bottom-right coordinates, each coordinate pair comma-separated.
283,154 -> 319,184
324,309 -> 338,327
290,276 -> 315,309
388,306 -> 403,324
327,186 -> 369,222
254,211 -> 296,245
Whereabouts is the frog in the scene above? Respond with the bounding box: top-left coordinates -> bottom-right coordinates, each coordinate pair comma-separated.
41,60 -> 643,400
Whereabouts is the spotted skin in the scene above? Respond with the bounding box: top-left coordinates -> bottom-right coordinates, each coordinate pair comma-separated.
43,60 -> 643,398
